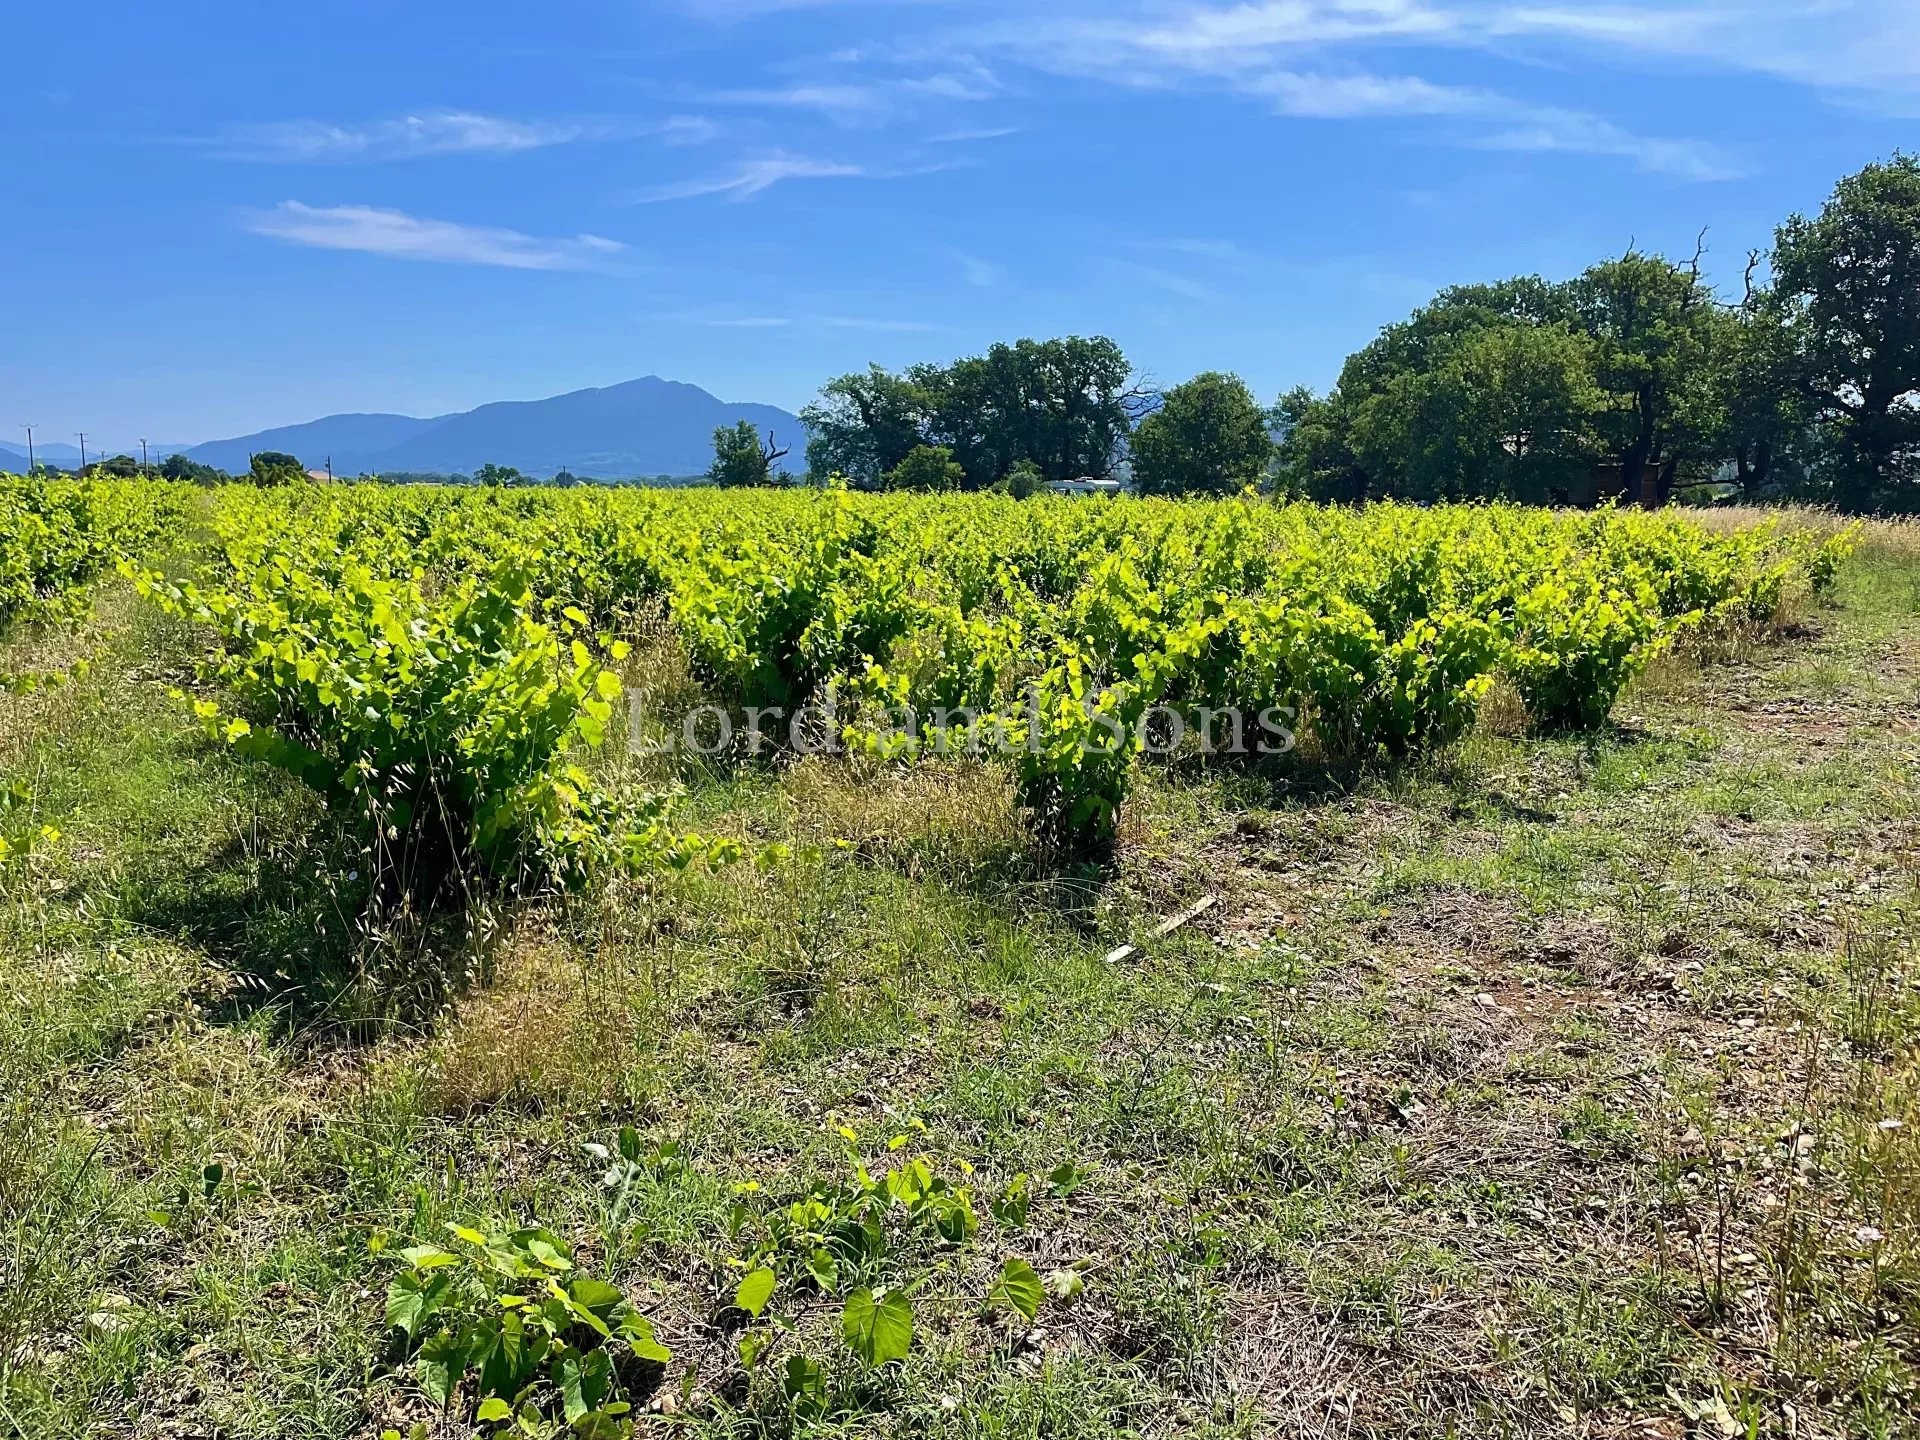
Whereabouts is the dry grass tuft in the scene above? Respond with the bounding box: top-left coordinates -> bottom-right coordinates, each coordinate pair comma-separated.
427,937 -> 644,1118
780,754 -> 1027,881
1692,502 -> 1920,564
1474,675 -> 1531,738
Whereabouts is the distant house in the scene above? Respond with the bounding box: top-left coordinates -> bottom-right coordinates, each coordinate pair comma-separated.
1044,476 -> 1123,498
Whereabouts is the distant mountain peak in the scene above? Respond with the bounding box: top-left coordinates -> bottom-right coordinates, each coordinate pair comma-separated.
178,379 -> 801,480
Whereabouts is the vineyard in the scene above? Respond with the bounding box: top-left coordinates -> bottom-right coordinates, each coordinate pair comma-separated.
2,478 -> 1916,1439
128,482 -> 1848,880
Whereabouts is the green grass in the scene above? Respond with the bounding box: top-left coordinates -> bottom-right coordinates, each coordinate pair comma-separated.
2,543 -> 1919,1437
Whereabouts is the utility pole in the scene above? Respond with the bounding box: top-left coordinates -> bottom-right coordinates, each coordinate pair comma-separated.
325,453 -> 333,483
19,425 -> 32,472
76,433 -> 88,471
139,438 -> 149,476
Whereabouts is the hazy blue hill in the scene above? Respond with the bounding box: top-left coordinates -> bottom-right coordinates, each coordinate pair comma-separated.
2,442 -> 93,467
183,413 -> 448,473
158,378 -> 802,480
353,377 -> 801,479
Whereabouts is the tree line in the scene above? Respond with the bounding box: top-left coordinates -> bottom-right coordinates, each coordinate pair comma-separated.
733,154 -> 1917,512
47,451 -> 305,486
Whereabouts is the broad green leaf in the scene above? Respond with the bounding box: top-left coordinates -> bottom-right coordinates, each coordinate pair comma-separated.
397,1245 -> 460,1270
1046,1161 -> 1089,1197
805,1248 -> 839,1292
734,1267 -> 777,1318
568,1277 -> 625,1316
385,1270 -> 447,1338
617,1311 -> 671,1365
841,1287 -> 912,1368
782,1354 -> 829,1416
555,1346 -> 611,1422
988,1258 -> 1044,1321
416,1328 -> 465,1406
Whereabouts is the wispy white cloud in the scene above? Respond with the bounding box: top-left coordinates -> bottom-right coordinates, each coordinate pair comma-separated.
945,246 -> 1003,287
1107,258 -> 1218,303
1114,0 -> 1456,68
905,3 -> 1740,179
1020,1 -> 1920,105
655,114 -> 725,146
926,125 -> 1020,143
682,314 -> 794,327
703,83 -> 899,121
1472,105 -> 1739,181
672,309 -> 946,331
243,202 -> 627,270
818,315 -> 947,332
686,0 -> 1920,143
702,66 -> 999,125
212,111 -> 589,161
210,110 -> 719,161
1482,2 -> 1920,100
633,150 -> 869,202
1244,69 -> 1487,119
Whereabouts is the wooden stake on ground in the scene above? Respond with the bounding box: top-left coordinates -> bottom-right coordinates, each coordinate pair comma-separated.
1102,894 -> 1219,964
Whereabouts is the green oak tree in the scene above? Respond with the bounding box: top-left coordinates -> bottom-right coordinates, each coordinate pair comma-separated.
248,451 -> 305,487
1564,248 -> 1725,500
160,453 -> 228,485
883,443 -> 965,492
708,420 -> 789,488
1772,153 -> 1920,509
1129,371 -> 1274,497
801,365 -> 929,487
804,336 -> 1142,491
1270,386 -> 1368,502
1347,323 -> 1603,502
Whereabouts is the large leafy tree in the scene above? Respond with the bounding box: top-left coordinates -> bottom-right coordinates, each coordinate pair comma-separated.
1707,264 -> 1812,501
1337,277 -> 1575,401
801,365 -> 929,487
1309,281 -> 1603,501
1772,153 -> 1920,509
920,336 -> 1140,486
803,337 -> 1141,492
707,421 -> 787,488
883,443 -> 965,492
1129,371 -> 1274,497
248,451 -> 304,487
1348,323 -> 1603,502
1270,386 -> 1368,502
160,453 -> 228,485
1564,248 -> 1725,497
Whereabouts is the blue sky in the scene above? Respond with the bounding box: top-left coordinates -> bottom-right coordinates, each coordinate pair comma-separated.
5,0 -> 1916,451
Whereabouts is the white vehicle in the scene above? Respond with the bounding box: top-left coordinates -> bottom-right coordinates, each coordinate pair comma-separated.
1043,476 -> 1123,497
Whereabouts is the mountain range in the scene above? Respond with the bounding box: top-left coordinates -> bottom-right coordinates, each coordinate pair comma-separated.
0,378 -> 805,480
